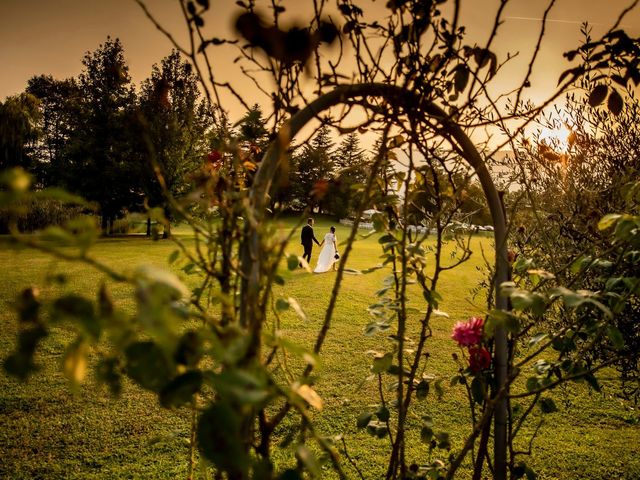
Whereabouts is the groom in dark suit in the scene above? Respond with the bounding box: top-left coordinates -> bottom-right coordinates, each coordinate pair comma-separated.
300,217 -> 320,266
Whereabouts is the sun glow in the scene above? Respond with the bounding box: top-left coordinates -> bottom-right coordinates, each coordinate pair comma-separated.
538,124 -> 573,153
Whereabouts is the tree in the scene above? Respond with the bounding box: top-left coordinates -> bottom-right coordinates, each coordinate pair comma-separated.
238,103 -> 268,150
207,108 -> 235,152
0,93 -> 41,174
267,138 -> 299,211
231,103 -> 269,190
325,132 -> 369,218
334,132 -> 367,179
292,125 -> 335,212
136,50 -> 211,237
65,37 -> 139,234
26,75 -> 82,188
452,171 -> 492,226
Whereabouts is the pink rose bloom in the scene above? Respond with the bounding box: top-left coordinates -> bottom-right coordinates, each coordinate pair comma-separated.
452,317 -> 484,347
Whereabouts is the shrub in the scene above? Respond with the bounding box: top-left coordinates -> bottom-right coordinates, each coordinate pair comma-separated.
0,197 -> 84,233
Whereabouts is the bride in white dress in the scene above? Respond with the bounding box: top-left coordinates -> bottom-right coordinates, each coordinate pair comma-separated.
313,226 -> 339,273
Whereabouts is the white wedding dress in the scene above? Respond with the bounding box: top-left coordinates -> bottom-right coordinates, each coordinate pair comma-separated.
313,233 -> 337,273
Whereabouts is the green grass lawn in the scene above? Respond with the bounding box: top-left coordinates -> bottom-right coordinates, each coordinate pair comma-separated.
1,217 -> 639,479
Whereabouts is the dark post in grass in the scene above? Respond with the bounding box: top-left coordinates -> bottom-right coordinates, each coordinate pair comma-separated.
241,83 -> 511,479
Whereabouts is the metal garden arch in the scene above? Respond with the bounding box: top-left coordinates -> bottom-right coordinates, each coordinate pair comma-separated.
242,82 -> 511,480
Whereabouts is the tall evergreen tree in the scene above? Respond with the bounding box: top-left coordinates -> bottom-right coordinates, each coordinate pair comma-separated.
238,104 -> 268,150
208,107 -> 236,152
326,132 -> 369,218
26,75 -> 81,188
334,132 -> 367,177
236,104 -> 269,185
366,135 -> 397,212
65,37 -> 139,233
137,50 -> 211,237
269,138 -> 299,211
293,125 -> 335,212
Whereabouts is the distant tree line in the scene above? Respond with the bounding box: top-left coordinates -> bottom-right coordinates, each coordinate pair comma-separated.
0,36 -> 491,235
1,37 -> 211,236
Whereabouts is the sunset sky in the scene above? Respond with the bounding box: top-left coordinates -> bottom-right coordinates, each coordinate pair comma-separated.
2,0 -> 639,121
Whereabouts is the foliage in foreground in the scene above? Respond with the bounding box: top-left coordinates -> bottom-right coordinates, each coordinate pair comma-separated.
2,1 -> 640,479
507,70 -> 640,401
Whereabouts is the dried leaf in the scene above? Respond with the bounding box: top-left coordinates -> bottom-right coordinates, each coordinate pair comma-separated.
296,384 -> 324,410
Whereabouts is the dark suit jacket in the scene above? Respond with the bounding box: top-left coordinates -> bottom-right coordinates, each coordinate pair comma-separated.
301,224 -> 319,246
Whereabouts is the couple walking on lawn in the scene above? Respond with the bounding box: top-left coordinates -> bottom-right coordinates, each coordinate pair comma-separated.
301,218 -> 339,273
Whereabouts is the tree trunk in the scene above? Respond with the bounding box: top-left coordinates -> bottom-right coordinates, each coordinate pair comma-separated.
162,205 -> 171,239
146,217 -> 151,237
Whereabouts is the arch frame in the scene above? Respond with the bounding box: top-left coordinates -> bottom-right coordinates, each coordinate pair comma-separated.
241,83 -> 511,479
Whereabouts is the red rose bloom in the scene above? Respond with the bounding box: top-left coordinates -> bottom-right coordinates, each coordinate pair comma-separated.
207,150 -> 222,163
468,346 -> 491,373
